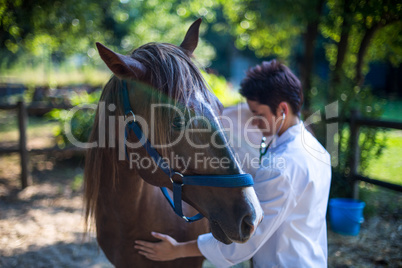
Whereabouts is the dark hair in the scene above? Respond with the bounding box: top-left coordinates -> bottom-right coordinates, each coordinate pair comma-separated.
239,60 -> 303,115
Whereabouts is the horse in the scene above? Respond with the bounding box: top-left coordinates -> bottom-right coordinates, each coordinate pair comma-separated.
83,19 -> 263,267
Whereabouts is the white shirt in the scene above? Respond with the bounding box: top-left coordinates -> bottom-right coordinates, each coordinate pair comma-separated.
197,121 -> 332,268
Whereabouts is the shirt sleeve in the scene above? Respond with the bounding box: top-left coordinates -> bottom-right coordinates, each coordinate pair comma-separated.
197,167 -> 298,267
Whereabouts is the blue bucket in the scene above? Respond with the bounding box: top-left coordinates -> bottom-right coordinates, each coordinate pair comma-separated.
329,198 -> 365,236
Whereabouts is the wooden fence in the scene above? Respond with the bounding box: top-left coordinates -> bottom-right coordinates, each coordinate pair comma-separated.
0,102 -> 29,188
349,110 -> 402,199
0,102 -> 85,189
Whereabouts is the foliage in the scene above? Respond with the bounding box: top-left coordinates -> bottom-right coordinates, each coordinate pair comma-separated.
314,77 -> 390,199
3,0 -> 399,95
202,70 -> 242,107
218,0 -> 315,59
322,0 -> 401,88
217,0 -> 401,103
219,0 -> 401,66
382,100 -> 402,121
364,130 -> 402,185
114,0 -> 216,67
359,185 -> 402,219
0,0 -> 217,74
0,0 -> 112,61
47,90 -> 100,148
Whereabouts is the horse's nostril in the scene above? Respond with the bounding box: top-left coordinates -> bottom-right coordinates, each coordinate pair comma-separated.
241,215 -> 255,240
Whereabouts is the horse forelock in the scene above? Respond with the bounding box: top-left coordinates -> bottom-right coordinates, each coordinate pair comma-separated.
131,43 -> 216,109
129,42 -> 221,149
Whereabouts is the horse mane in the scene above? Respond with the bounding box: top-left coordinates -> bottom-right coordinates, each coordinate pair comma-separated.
83,42 -> 216,231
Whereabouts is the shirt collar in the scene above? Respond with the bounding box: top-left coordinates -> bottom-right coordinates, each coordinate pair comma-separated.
270,120 -> 304,149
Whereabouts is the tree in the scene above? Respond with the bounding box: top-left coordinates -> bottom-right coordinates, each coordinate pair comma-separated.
218,0 -> 326,110
0,0 -> 114,62
216,0 -> 401,108
323,0 -> 401,100
0,0 -> 216,68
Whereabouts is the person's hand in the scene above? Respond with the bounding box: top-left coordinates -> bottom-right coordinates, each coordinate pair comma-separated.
134,232 -> 182,261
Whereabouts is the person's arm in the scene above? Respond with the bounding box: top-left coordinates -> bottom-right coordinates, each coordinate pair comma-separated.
135,167 -> 298,266
196,168 -> 298,267
134,232 -> 202,261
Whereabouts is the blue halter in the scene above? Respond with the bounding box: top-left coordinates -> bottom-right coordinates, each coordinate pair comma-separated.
121,80 -> 254,222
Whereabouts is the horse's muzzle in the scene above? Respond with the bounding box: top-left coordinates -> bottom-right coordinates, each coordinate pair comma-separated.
210,186 -> 263,244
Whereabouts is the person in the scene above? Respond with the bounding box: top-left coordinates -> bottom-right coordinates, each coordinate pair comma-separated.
134,60 -> 332,267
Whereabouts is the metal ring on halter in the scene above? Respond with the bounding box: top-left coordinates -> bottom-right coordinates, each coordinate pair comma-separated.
125,111 -> 136,122
170,172 -> 184,185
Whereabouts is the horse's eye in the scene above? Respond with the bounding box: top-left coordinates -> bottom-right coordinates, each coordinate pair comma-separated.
172,117 -> 186,130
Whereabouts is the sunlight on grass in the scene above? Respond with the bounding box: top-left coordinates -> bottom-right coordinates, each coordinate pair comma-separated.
0,64 -> 110,87
364,130 -> 402,186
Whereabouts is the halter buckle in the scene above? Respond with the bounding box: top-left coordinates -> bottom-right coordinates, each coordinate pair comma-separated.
170,172 -> 184,185
125,111 -> 136,122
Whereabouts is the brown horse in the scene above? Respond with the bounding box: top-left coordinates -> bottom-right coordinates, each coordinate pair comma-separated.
84,19 -> 262,267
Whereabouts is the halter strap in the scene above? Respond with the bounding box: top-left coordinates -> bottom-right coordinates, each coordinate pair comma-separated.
121,80 -> 254,222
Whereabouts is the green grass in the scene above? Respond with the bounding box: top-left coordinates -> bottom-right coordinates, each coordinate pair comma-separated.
364,130 -> 402,186
358,128 -> 401,219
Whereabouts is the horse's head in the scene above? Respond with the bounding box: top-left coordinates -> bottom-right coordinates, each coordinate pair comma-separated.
95,19 -> 262,244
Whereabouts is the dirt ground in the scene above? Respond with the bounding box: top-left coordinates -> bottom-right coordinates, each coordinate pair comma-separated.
0,154 -> 401,268
0,154 -> 112,268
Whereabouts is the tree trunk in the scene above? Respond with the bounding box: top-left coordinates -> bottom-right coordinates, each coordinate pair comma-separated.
301,0 -> 325,112
355,23 -> 382,87
329,0 -> 352,101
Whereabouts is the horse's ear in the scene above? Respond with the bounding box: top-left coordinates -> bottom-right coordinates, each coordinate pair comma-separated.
180,18 -> 202,56
96,42 -> 146,79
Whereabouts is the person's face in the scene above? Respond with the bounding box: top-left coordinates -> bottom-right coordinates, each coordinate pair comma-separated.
247,99 -> 279,137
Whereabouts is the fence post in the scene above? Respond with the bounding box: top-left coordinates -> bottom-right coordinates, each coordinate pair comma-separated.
17,101 -> 31,189
349,109 -> 360,199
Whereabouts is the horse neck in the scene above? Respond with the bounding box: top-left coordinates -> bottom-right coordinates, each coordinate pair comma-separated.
115,158 -> 146,193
